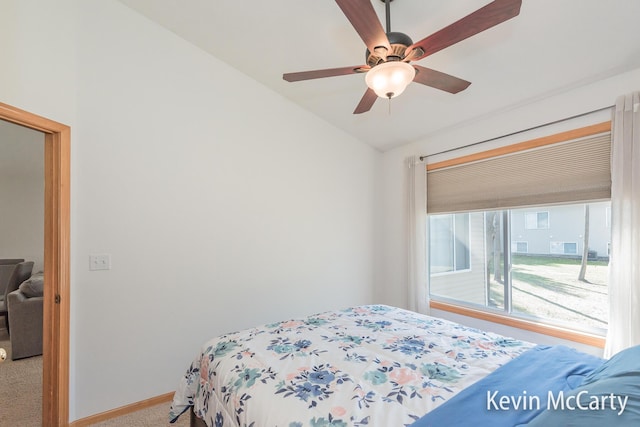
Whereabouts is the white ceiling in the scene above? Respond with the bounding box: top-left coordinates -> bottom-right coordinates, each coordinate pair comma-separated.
117,0 -> 640,151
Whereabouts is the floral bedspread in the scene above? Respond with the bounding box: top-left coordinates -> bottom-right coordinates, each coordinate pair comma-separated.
170,305 -> 534,426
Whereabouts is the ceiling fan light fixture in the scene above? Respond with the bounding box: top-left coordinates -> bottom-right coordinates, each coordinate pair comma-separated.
365,61 -> 415,99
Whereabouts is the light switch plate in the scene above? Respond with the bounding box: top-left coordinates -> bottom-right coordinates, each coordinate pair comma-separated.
89,254 -> 111,271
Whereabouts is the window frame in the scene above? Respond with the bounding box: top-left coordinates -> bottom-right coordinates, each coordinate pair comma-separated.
430,300 -> 605,348
549,241 -> 579,255
512,241 -> 528,253
429,204 -> 608,336
424,122 -> 612,348
524,211 -> 550,229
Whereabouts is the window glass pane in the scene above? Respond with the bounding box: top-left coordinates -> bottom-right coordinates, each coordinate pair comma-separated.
429,212 -> 485,305
513,242 -> 528,253
428,202 -> 609,333
510,202 -> 610,331
486,211 -> 505,310
537,212 -> 549,229
549,242 -> 564,254
454,213 -> 470,270
524,213 -> 537,229
524,211 -> 550,229
429,215 -> 454,274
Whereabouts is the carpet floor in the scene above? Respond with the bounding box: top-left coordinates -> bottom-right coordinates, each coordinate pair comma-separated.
90,402 -> 189,427
0,325 -> 42,426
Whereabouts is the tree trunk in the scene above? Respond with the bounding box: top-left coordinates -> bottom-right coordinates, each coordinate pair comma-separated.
578,204 -> 590,281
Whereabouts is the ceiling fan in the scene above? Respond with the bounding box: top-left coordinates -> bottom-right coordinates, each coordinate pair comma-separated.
283,0 -> 522,114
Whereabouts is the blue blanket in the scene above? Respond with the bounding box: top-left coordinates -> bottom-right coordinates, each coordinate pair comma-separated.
410,345 -> 603,427
525,344 -> 640,426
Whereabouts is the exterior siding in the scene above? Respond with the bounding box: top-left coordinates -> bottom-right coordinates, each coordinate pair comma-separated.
511,202 -> 610,258
430,212 -> 487,304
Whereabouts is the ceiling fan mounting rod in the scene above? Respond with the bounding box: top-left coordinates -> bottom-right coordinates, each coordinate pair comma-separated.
384,0 -> 392,33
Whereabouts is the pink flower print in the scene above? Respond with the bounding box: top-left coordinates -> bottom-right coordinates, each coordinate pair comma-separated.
287,366 -> 311,381
422,386 -> 442,396
199,359 -> 209,381
390,367 -> 419,385
474,340 -> 492,349
280,320 -> 302,328
331,406 -> 347,417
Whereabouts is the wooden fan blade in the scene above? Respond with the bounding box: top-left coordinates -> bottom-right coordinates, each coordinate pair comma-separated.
283,65 -> 369,82
406,0 -> 522,62
353,88 -> 378,114
335,0 -> 391,58
412,65 -> 471,94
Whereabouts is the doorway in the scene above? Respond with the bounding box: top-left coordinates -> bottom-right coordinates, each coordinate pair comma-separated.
0,102 -> 70,426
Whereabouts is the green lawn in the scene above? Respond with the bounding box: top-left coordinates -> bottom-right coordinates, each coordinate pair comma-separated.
489,255 -> 608,331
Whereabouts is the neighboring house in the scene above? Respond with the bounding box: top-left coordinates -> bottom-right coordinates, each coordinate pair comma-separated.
511,202 -> 611,259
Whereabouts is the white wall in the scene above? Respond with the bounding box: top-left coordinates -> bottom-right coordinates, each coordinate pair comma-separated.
3,0 -> 637,421
0,0 -> 77,126
375,67 -> 640,354
2,0 -> 379,421
0,122 -> 44,272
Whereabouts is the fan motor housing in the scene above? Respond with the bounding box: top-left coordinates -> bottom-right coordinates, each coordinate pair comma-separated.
365,31 -> 413,66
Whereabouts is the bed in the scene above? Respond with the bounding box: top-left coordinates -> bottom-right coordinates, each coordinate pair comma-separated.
170,304 -> 640,426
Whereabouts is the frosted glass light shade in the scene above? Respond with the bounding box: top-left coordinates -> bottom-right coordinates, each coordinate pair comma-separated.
365,61 -> 415,99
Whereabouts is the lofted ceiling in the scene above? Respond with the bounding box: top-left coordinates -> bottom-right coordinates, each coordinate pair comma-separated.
117,0 -> 640,151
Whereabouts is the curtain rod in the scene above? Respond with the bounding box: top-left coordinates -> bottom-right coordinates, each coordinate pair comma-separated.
419,105 -> 614,161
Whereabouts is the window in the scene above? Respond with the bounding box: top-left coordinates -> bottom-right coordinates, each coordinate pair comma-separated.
512,241 -> 528,253
425,123 -> 612,338
550,241 -> 577,255
429,202 -> 610,335
429,213 -> 470,274
525,212 -> 549,229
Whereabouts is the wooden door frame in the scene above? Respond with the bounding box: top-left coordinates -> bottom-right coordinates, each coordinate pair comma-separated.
0,102 -> 70,426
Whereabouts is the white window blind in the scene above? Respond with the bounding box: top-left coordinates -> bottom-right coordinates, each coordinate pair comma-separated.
427,131 -> 611,214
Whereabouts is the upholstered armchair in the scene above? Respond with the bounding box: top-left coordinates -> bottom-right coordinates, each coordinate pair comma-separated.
7,272 -> 44,360
0,259 -> 25,308
0,261 -> 33,331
